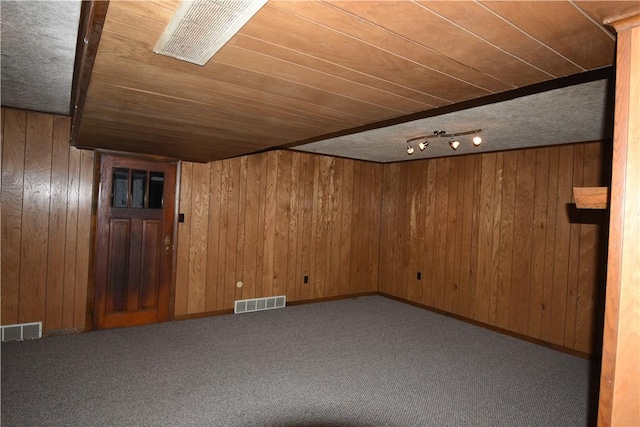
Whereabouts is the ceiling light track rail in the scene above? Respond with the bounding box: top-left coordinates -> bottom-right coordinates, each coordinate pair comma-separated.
406,129 -> 483,154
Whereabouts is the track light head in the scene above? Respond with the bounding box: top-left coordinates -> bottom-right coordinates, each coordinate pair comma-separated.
472,134 -> 482,146
407,144 -> 415,155
449,139 -> 460,150
418,141 -> 428,151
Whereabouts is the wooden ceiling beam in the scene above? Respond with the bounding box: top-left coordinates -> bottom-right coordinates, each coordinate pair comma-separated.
70,0 -> 110,147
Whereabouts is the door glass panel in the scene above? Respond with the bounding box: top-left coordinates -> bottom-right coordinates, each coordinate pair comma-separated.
149,172 -> 164,209
131,170 -> 147,208
112,168 -> 129,207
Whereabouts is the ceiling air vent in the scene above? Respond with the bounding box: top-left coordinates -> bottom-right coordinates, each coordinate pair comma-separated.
153,0 -> 268,66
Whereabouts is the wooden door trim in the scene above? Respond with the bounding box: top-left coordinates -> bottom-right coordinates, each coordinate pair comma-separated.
168,160 -> 182,321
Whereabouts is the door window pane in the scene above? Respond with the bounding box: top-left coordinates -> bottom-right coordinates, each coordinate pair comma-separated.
132,170 -> 147,208
112,168 -> 129,207
149,172 -> 164,209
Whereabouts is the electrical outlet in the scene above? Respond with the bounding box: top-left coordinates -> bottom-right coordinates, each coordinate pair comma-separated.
417,272 -> 422,280
303,275 -> 309,284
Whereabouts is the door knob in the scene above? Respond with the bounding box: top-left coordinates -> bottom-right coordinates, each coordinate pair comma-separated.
164,236 -> 172,254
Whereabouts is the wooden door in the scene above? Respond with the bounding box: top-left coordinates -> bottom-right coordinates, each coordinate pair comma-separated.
94,155 -> 177,329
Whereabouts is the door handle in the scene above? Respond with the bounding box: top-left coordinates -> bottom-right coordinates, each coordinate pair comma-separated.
164,236 -> 172,254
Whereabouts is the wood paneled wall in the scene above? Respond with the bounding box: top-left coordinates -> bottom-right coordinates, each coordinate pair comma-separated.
175,150 -> 382,315
1,108 -> 94,332
379,142 -> 609,354
0,105 -> 609,355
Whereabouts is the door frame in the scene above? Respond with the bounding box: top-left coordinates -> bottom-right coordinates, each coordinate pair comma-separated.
86,151 -> 181,331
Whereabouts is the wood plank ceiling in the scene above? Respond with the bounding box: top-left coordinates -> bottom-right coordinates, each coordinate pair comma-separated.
75,1 -> 639,163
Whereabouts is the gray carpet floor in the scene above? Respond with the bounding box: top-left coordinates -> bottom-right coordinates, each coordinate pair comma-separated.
1,296 -> 592,426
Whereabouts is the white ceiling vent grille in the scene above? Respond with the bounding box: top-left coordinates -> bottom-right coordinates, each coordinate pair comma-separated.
154,0 -> 268,66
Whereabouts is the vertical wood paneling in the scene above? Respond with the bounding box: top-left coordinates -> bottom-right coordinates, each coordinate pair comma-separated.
224,159 -> 240,309
565,144 -> 585,348
187,163 -> 209,314
422,162 -> 437,306
528,148 -> 550,339
379,142 -> 608,354
205,161 -> 221,311
215,160 -> 229,310
254,153 -> 268,299
468,155 -> 482,320
444,158 -> 460,312
549,145 -> 575,345
273,151 -> 290,298
73,150 -> 94,329
299,153 -> 314,300
235,156 -> 248,302
1,108 -> 94,332
242,154 -> 262,301
489,152 -> 504,325
262,151 -> 278,297
19,113 -> 53,323
173,142 -> 605,355
458,155 -> 476,317
176,150 -> 382,314
370,164 -> 383,292
339,160 -> 354,295
540,147 -> 560,342
1,109 -> 26,325
406,162 -> 421,303
476,154 -> 496,323
379,163 -> 397,296
510,149 -> 536,334
44,117 -> 70,330
496,151 -> 517,329
433,158 -> 449,309
62,148 -> 81,328
287,153 -> 301,301
328,158 -> 344,297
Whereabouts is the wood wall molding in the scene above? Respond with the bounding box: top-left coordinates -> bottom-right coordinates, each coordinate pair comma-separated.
598,14 -> 640,427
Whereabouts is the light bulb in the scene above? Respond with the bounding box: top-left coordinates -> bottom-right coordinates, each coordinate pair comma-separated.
419,141 -> 428,151
449,139 -> 460,150
407,145 -> 414,155
472,135 -> 482,146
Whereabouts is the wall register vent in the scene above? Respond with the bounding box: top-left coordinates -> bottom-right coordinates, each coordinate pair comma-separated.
1,322 -> 42,342
235,295 -> 286,314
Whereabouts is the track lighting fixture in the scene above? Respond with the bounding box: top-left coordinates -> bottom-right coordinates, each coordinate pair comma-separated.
405,129 -> 483,155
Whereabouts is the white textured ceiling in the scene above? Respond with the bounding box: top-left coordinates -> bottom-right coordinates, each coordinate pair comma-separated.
1,0 -> 81,115
292,78 -> 613,163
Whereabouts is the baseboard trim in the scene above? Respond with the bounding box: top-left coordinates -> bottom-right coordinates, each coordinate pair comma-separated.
287,292 -> 379,307
379,293 -> 591,360
174,308 -> 234,321
173,292 -> 378,321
